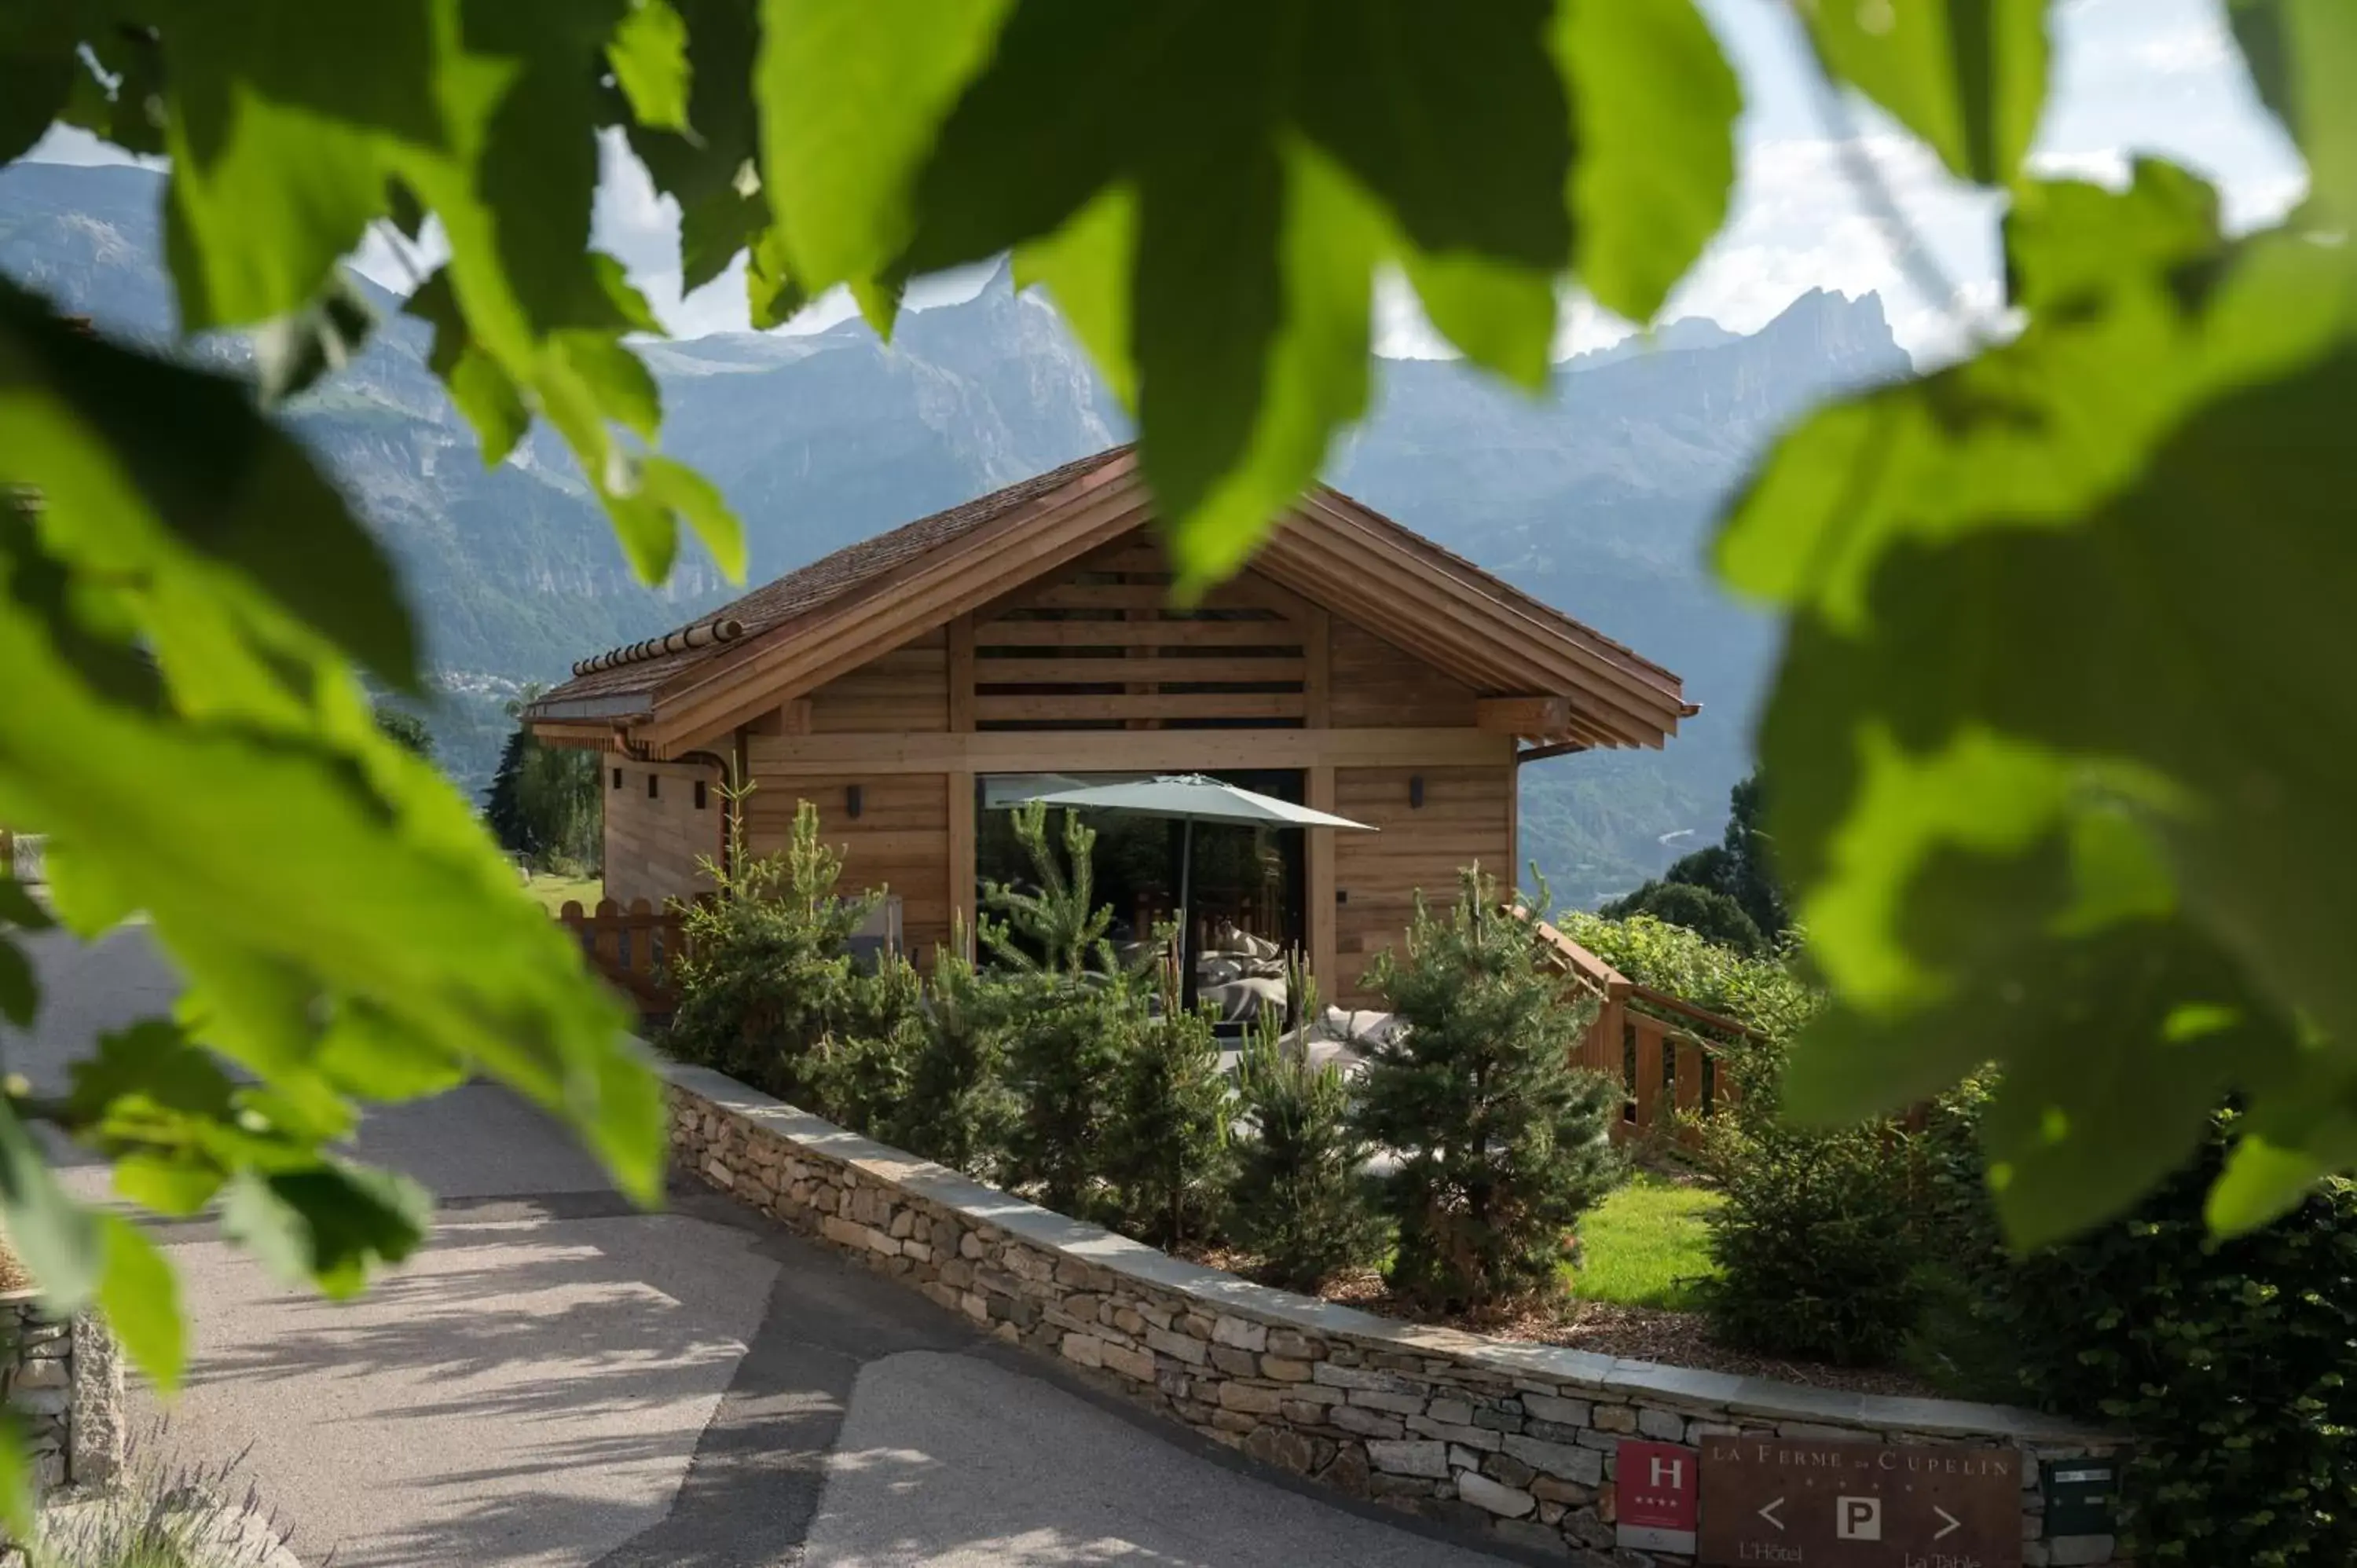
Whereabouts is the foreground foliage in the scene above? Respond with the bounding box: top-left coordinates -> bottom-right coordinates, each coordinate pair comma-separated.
1356,867 -> 1618,1312
6,0 -> 2355,1525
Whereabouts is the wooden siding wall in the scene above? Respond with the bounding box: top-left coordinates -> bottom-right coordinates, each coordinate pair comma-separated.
972,537 -> 1314,728
604,759 -> 722,908
714,527 -> 1524,998
1329,765 -> 1514,1007
1329,622 -> 1479,727
742,773 -> 955,963
807,628 -> 948,732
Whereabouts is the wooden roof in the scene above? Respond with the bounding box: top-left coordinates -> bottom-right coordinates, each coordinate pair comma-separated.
526,446 -> 1691,753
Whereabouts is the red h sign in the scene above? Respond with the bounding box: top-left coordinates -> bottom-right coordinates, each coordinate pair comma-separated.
1618,1441 -> 1699,1554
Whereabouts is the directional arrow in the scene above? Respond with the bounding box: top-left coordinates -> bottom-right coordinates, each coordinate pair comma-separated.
1758,1497 -> 1786,1531
1933,1504 -> 1962,1541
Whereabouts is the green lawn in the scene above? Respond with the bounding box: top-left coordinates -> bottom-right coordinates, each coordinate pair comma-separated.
523,872 -> 604,915
1567,1173 -> 1724,1310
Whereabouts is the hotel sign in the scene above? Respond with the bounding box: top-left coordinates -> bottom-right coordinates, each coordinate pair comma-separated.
1616,1441 -> 1700,1553
1699,1437 -> 2022,1566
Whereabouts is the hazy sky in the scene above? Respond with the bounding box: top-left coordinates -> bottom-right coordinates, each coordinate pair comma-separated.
27,0 -> 2303,365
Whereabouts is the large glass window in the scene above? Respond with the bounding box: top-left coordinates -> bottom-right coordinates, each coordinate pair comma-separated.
975,770 -> 1305,1026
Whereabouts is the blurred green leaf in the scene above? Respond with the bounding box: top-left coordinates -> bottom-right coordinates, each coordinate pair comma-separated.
97,1214 -> 185,1390
0,296 -> 661,1210
1717,166 -> 2336,628
0,1101 -> 101,1310
609,0 -> 694,133
1792,916 -> 2308,1247
757,0 -> 1014,298
896,0 -> 1579,581
680,187 -> 767,295
0,1407 -> 28,1541
745,226 -> 808,330
1800,0 -> 2050,186
642,455 -> 747,580
1726,165 -> 2357,1239
219,1161 -> 431,1297
2227,0 -> 2357,219
404,267 -> 531,465
1556,0 -> 1741,323
1013,189 -> 1138,409
0,937 -> 31,1029
0,877 -> 52,932
64,26 -> 167,158
2209,1134 -> 2333,1236
0,49 -> 79,166
112,1152 -> 226,1218
156,2 -> 439,330
3,280 -> 419,687
251,271 -> 378,408
1401,251 -> 1557,393
630,0 -> 766,293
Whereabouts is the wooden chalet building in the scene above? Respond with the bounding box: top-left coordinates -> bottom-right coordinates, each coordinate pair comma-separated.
526,447 -> 1690,1009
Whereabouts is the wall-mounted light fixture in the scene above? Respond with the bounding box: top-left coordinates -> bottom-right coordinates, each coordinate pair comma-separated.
694,780 -> 709,811
847,783 -> 864,821
611,768 -> 623,790
1409,775 -> 1425,810
647,774 -> 660,800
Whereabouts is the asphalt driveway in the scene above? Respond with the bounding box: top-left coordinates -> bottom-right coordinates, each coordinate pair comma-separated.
4,922 -> 1503,1566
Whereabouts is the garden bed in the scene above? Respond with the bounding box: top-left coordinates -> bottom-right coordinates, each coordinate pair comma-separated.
1188,1167 -> 1939,1399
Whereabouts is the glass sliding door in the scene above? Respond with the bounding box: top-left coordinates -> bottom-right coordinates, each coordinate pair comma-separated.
974,770 -> 1305,1026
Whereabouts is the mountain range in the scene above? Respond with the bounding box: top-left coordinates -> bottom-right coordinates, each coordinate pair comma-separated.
0,159 -> 1911,907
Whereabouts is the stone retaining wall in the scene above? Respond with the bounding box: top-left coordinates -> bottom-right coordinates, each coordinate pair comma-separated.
668,1062 -> 2128,1565
1,1295 -> 122,1495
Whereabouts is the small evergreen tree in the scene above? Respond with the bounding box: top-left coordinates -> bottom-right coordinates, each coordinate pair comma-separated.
886,917 -> 1017,1178
981,800 -> 1117,976
1230,967 -> 1387,1291
1103,947 -> 1232,1247
806,947 -> 926,1134
1355,865 -> 1622,1312
665,790 -> 878,1101
984,803 -> 1135,1217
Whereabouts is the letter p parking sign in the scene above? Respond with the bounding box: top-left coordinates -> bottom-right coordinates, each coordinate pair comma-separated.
1837,1495 -> 1883,1541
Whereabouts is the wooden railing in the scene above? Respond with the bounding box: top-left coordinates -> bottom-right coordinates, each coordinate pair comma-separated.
558,899 -> 685,1019
1530,914 -> 1764,1149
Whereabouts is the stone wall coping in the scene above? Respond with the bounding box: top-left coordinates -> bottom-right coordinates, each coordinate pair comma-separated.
0,1289 -> 38,1307
662,1059 -> 2117,1447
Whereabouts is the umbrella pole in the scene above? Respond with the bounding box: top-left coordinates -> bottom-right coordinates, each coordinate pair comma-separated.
1178,817 -> 1195,1004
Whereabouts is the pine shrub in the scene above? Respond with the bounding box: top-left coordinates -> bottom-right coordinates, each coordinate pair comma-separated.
1354,866 -> 1621,1312
1230,973 -> 1387,1291
1103,965 -> 1232,1247
1698,1132 -> 1924,1363
885,921 -> 1016,1178
665,793 -> 877,1101
982,803 -> 1137,1217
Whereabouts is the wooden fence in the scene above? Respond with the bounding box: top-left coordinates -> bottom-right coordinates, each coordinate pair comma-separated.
557,899 -> 685,1019
1531,915 -> 1764,1149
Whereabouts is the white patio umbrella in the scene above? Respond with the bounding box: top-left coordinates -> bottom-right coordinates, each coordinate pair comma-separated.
1009,774 -> 1376,962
